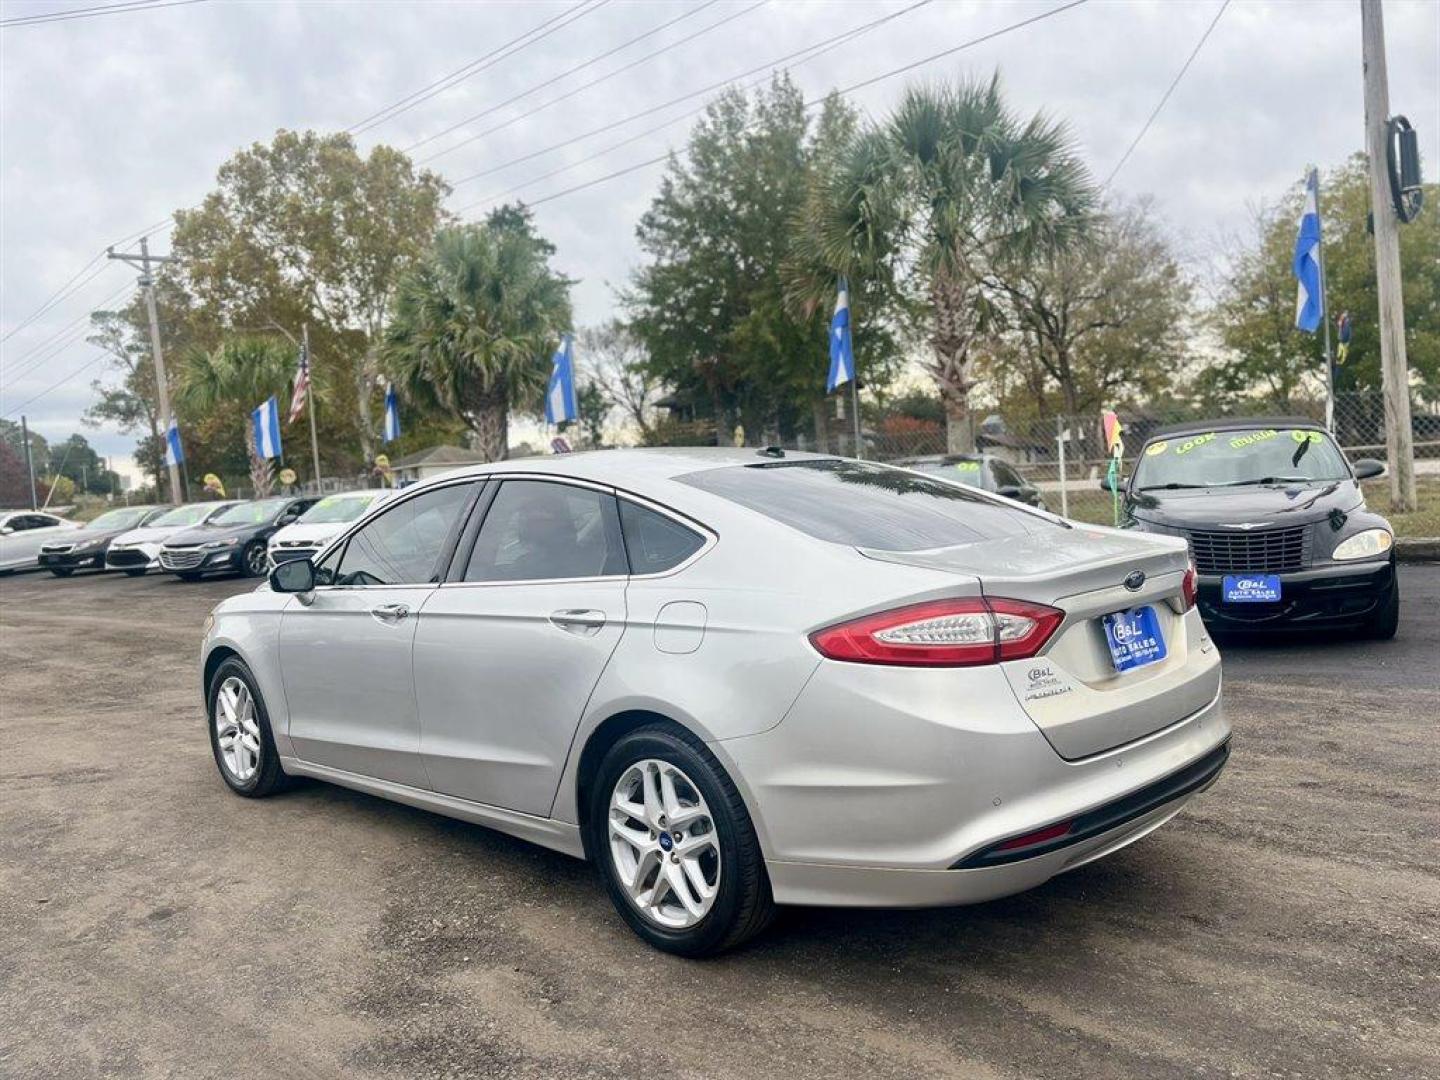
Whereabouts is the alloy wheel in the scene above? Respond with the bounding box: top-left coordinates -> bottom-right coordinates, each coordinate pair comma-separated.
245,543 -> 267,576
608,759 -> 720,929
214,676 -> 262,782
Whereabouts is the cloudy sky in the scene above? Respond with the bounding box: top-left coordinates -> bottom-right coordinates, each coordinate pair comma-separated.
1,0 -> 1436,477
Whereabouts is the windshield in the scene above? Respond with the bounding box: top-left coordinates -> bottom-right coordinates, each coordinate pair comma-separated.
299,492 -> 383,524
680,459 -> 1057,551
907,459 -> 985,489
86,507 -> 153,531
152,503 -> 224,527
1132,428 -> 1350,489
211,498 -> 290,526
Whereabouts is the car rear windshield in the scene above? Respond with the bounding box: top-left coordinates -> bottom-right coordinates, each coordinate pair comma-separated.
1133,427 -> 1350,489
679,459 -> 1059,551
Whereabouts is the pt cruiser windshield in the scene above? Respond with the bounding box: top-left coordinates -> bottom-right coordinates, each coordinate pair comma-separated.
1133,428 -> 1350,490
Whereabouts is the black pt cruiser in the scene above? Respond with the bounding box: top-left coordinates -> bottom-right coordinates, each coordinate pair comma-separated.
1110,418 -> 1398,638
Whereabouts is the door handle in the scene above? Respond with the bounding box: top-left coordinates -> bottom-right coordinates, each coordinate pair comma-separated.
549,608 -> 606,635
370,602 -> 411,624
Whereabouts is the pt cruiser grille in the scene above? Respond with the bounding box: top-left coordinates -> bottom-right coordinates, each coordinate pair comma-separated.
1184,525 -> 1309,574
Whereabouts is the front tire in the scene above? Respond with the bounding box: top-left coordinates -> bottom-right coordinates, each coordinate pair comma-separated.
124,568 -> 147,577
49,567 -> 74,577
588,724 -> 774,957
1363,576 -> 1400,640
177,571 -> 203,582
242,541 -> 268,578
206,657 -> 290,797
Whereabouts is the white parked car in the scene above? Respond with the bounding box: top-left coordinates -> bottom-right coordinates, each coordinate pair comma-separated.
0,510 -> 82,572
105,501 -> 239,576
266,489 -> 393,569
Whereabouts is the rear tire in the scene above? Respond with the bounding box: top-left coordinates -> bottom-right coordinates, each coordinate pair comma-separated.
588,723 -> 775,957
206,657 -> 290,797
1363,577 -> 1400,640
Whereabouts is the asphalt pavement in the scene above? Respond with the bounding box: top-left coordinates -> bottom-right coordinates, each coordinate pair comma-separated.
1,564 -> 1437,1079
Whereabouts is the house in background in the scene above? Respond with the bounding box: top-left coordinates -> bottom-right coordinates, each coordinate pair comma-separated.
389,445 -> 492,486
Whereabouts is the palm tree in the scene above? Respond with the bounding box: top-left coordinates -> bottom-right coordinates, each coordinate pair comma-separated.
383,210 -> 572,462
175,337 -> 295,495
790,76 -> 1096,452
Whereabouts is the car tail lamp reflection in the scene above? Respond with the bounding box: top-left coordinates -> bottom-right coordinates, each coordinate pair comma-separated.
1182,563 -> 1198,611
994,819 -> 1074,852
809,597 -> 1064,667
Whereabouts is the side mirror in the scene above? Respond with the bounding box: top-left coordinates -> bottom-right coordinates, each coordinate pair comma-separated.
270,558 -> 316,595
1352,458 -> 1385,480
1098,475 -> 1120,493
995,485 -> 1023,498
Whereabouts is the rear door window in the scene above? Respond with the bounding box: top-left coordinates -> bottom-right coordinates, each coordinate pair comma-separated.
619,500 -> 705,574
680,459 -> 1059,551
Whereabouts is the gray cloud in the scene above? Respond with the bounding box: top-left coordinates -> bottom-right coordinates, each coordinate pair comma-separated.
2,0 -> 1436,471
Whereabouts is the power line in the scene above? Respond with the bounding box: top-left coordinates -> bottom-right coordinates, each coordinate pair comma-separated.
2,353 -> 109,419
3,279 -> 133,383
403,0 -> 724,155
348,0 -> 607,136
0,255 -> 106,344
415,0 -> 766,164
456,0 -> 936,214
446,0 -> 934,193
0,0 -> 208,29
1103,0 -> 1229,187
489,0 -> 1091,213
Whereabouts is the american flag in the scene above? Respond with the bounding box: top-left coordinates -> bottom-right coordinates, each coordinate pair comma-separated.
287,345 -> 310,424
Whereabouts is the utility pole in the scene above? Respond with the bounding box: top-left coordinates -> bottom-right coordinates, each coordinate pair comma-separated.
302,324 -> 323,490
107,237 -> 183,504
1360,0 -> 1417,511
20,415 -> 38,510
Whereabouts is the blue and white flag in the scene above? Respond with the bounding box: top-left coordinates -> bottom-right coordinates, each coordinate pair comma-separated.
251,396 -> 282,460
1293,168 -> 1324,333
545,334 -> 577,425
164,416 -> 184,467
827,278 -> 855,393
383,382 -> 401,443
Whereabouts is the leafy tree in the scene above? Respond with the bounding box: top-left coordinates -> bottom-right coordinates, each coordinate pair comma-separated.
1201,155 -> 1439,407
628,78 -> 898,447
169,130 -> 450,463
985,200 -> 1192,418
83,308 -> 165,493
382,209 -> 573,461
793,75 -> 1096,451
579,321 -> 661,443
0,429 -> 46,507
44,433 -> 118,495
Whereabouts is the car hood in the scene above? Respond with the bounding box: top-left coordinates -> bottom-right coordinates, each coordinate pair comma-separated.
46,524 -> 135,546
1129,479 -> 1364,528
165,521 -> 269,546
269,522 -> 346,545
112,523 -> 194,545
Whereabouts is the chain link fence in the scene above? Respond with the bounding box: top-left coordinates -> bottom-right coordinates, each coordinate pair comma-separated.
804,391 -> 1440,538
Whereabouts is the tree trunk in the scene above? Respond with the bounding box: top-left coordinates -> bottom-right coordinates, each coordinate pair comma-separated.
354,348 -> 377,465
940,381 -> 975,454
811,398 -> 831,455
928,275 -> 978,454
470,385 -> 509,462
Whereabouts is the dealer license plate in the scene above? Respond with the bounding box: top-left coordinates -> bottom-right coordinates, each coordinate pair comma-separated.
1102,606 -> 1167,674
1222,574 -> 1282,603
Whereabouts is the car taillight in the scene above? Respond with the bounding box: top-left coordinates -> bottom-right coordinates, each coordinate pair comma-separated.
1181,563 -> 1198,611
809,597 -> 1064,667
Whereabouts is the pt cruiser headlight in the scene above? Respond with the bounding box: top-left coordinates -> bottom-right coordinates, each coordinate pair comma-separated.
1332,528 -> 1393,561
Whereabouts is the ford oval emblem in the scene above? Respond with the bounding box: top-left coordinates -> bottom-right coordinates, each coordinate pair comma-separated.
1123,570 -> 1146,592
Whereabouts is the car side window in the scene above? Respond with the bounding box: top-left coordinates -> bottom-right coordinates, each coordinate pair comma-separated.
331,483 -> 473,587
619,499 -> 705,575
465,480 -> 626,583
990,461 -> 1025,490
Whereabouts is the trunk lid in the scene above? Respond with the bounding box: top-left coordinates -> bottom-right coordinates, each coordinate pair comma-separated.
859,525 -> 1221,759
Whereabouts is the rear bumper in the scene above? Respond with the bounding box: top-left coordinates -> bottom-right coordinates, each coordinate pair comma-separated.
715,658 -> 1229,908
1197,557 -> 1394,629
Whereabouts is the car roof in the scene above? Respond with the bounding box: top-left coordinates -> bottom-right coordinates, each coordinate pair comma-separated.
439,446 -> 841,486
1146,417 -> 1325,439
896,453 -> 986,465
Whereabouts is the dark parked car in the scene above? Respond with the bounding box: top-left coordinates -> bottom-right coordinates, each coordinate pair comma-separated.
897,453 -> 1049,510
36,505 -> 171,576
158,496 -> 317,580
1112,418 -> 1397,637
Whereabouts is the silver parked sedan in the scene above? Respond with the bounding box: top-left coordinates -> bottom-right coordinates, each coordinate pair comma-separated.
201,449 -> 1228,955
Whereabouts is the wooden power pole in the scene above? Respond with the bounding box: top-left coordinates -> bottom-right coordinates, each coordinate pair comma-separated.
107,237 -> 183,504
1360,0 -> 1418,511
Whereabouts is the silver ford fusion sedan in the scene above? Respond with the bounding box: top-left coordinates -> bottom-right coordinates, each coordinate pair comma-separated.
201,449 -> 1228,955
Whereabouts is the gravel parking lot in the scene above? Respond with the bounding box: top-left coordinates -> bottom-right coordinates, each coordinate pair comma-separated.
2,565 -> 1437,1080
